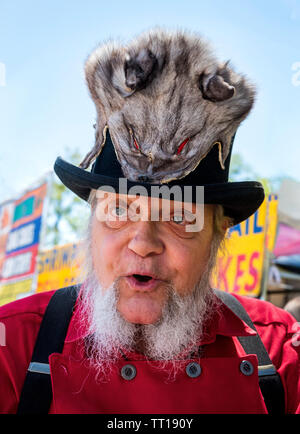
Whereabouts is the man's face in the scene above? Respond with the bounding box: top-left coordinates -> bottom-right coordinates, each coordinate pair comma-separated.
90,193 -> 215,325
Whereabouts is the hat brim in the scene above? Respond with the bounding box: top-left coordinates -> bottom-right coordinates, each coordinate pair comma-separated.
54,157 -> 265,226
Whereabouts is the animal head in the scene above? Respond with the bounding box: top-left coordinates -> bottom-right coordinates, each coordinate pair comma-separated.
81,28 -> 256,183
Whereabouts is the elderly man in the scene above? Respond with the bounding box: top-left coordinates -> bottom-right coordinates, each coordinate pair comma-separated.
0,29 -> 299,414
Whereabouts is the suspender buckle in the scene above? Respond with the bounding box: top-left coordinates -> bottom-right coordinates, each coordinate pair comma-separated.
258,364 -> 277,377
28,362 -> 50,375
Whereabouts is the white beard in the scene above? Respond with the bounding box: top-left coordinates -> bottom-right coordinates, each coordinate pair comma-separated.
78,264 -> 216,381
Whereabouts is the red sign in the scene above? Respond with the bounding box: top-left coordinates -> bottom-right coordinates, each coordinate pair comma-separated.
0,180 -> 49,306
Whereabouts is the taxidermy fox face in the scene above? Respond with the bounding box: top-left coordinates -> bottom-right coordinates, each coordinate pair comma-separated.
81,28 -> 256,183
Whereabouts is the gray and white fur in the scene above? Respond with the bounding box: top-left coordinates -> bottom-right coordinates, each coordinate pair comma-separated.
81,28 -> 256,183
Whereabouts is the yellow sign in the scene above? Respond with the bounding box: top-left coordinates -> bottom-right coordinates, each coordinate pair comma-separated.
36,243 -> 83,293
265,194 -> 278,252
0,277 -> 33,306
212,195 -> 277,297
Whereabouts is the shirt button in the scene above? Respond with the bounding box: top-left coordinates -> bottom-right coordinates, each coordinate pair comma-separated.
121,364 -> 137,381
186,362 -> 202,378
240,360 -> 254,376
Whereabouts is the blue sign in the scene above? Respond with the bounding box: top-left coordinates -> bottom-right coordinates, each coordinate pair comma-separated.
5,217 -> 42,254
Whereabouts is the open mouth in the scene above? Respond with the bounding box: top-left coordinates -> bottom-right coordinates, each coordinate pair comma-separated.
132,274 -> 153,283
125,273 -> 160,290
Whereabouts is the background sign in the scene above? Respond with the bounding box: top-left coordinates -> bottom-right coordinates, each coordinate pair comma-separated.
0,181 -> 48,306
0,200 -> 15,278
212,195 -> 278,297
36,242 -> 83,293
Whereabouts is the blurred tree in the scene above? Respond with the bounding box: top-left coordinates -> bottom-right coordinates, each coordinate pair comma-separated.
229,153 -> 259,182
44,148 -> 90,248
229,153 -> 288,195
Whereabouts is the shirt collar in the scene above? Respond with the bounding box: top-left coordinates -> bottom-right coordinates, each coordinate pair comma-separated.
199,297 -> 256,345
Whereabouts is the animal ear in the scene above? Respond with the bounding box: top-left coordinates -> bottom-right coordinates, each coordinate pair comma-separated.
79,116 -> 108,169
199,64 -> 235,102
124,48 -> 158,92
217,126 -> 238,169
81,53 -> 110,168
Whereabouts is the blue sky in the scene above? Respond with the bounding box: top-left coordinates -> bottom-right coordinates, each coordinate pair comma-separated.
0,0 -> 299,202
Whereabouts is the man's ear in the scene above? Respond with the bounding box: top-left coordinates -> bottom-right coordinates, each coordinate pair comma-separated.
221,216 -> 233,233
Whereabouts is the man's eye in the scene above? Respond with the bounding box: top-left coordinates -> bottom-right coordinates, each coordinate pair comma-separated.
170,210 -> 196,226
110,206 -> 127,218
171,214 -> 185,225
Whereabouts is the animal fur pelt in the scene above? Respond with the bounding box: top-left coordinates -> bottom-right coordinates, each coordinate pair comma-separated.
81,28 -> 256,183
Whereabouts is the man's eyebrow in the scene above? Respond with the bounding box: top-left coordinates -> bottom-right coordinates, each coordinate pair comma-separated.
96,194 -> 199,213
96,194 -> 137,205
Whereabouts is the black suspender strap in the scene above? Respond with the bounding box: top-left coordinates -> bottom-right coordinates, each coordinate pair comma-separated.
214,289 -> 286,415
17,285 -> 80,414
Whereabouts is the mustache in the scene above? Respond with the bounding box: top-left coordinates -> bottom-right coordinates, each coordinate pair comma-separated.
118,266 -> 172,284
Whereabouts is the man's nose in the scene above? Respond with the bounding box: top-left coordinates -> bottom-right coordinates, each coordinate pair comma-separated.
127,221 -> 164,258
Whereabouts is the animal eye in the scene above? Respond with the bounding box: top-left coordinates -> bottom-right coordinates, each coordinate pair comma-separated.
133,137 -> 139,150
177,138 -> 190,155
129,127 -> 140,150
136,65 -> 144,75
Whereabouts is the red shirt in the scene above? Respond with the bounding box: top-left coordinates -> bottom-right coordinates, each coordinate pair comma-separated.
0,289 -> 299,414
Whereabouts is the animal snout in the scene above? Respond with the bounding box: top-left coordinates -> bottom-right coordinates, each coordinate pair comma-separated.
138,175 -> 151,182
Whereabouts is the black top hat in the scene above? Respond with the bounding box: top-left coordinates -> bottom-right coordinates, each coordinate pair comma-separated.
54,129 -> 264,225
54,28 -> 264,225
